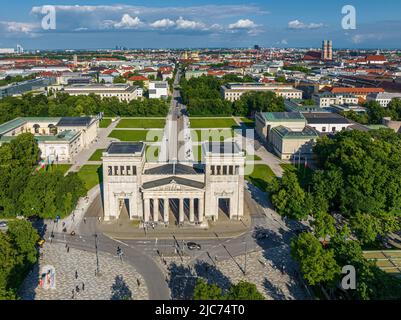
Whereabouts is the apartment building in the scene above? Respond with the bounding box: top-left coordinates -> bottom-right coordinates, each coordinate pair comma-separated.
366,92 -> 401,107
63,84 -> 143,102
312,92 -> 358,107
221,83 -> 303,102
149,81 -> 169,99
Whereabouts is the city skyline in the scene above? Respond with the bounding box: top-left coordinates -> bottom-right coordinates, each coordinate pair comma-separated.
1,0 -> 401,50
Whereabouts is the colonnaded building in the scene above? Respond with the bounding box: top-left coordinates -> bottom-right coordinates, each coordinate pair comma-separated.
102,141 -> 245,225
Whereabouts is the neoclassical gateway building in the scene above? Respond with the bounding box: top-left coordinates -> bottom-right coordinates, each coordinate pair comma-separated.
102,141 -> 245,225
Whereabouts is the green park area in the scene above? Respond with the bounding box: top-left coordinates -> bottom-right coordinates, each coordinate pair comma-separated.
191,129 -> 235,142
108,130 -> 163,142
88,149 -> 105,162
45,164 -> 72,175
240,117 -> 255,128
99,118 -> 112,128
190,117 -> 238,129
117,118 -> 165,128
245,164 -> 276,192
77,165 -> 103,190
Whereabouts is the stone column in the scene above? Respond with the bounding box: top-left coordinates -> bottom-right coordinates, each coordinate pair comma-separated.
154,198 -> 159,222
163,198 -> 169,223
144,198 -> 150,222
179,198 -> 184,223
189,198 -> 195,223
198,197 -> 204,223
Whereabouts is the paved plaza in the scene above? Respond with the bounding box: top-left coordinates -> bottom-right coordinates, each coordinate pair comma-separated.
20,243 -> 149,300
161,246 -> 309,300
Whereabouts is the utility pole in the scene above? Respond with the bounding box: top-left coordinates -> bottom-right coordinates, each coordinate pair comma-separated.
94,233 -> 100,276
244,241 -> 248,276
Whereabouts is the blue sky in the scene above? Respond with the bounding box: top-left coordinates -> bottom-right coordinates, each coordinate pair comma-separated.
1,0 -> 401,49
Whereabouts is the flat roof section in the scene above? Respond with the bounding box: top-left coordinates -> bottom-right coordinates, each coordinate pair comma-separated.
57,117 -> 93,127
203,142 -> 242,155
303,113 -> 352,124
106,142 -> 145,155
262,112 -> 305,122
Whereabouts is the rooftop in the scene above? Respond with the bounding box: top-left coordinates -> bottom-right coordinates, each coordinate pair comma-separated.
303,113 -> 352,124
271,125 -> 319,139
106,142 -> 144,156
203,142 -> 242,155
57,117 -> 93,127
144,163 -> 202,175
261,112 -> 306,122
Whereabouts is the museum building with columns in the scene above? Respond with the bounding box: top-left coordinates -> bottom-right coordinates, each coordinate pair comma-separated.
102,141 -> 245,225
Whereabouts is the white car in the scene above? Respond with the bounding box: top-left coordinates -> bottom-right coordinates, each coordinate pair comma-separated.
0,221 -> 7,228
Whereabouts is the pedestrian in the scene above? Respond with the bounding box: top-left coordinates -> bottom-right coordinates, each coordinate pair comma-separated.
84,217 -> 87,224
137,279 -> 141,287
76,285 -> 80,293
67,246 -> 70,253
75,270 -> 78,279
82,282 -> 85,291
72,289 -> 75,299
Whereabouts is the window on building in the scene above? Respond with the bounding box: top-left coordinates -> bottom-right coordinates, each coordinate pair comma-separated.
322,127 -> 327,132
235,165 -> 240,175
217,166 -> 221,175
132,166 -> 137,175
114,166 -> 119,176
332,127 -> 336,132
120,166 -> 125,176
211,165 -> 215,175
223,166 -> 227,175
108,166 -> 112,176
126,166 -> 131,175
229,166 -> 234,175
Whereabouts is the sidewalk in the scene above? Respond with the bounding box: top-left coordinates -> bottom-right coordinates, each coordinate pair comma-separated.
98,211 -> 252,240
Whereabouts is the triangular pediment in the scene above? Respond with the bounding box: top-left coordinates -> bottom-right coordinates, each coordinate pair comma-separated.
142,176 -> 204,191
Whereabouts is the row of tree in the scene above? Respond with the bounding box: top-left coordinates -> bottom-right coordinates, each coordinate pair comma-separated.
268,129 -> 401,299
0,219 -> 39,299
342,99 -> 401,125
179,75 -> 285,116
0,92 -> 170,126
0,134 -> 86,218
193,279 -> 264,300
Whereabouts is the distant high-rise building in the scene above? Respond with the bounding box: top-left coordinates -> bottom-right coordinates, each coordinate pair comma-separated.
321,40 -> 333,61
73,54 -> 78,67
16,44 -> 24,54
254,45 -> 261,50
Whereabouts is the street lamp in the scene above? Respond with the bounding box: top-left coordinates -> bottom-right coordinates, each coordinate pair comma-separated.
94,233 -> 100,276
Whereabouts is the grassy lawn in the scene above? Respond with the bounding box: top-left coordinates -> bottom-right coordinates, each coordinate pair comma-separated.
108,130 -> 163,142
77,165 -> 103,191
117,118 -> 165,128
191,129 -> 234,142
190,118 -> 237,129
245,164 -> 276,192
99,119 -> 112,128
145,145 -> 160,161
240,117 -> 255,128
88,149 -> 105,162
46,164 -> 72,175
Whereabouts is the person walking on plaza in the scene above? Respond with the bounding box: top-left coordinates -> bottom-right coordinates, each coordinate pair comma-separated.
82,282 -> 85,291
75,270 -> 78,279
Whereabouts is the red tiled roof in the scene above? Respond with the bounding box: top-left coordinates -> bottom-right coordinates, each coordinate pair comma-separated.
128,75 -> 148,81
329,87 -> 385,94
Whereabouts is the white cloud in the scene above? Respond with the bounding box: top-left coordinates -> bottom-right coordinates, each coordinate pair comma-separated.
351,33 -> 384,44
1,21 -> 37,34
150,18 -> 176,29
175,17 -> 206,30
288,20 -> 324,30
229,19 -> 258,30
113,14 -> 143,29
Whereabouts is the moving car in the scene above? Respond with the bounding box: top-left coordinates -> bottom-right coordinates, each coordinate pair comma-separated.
187,242 -> 201,250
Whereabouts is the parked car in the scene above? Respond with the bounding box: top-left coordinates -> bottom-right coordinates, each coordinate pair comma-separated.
0,221 -> 7,228
37,239 -> 45,247
187,242 -> 201,250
